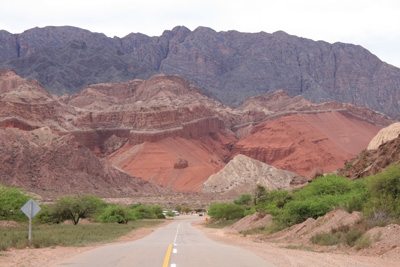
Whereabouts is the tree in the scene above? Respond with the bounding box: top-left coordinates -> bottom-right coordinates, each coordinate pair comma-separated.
0,185 -> 31,221
165,211 -> 175,217
54,195 -> 106,225
253,184 -> 268,205
150,205 -> 165,219
174,205 -> 183,213
233,193 -> 252,206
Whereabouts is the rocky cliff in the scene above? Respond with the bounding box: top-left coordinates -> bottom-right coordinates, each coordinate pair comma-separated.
1,26 -> 400,118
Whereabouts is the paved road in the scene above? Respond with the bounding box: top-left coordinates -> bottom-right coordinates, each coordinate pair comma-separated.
57,215 -> 276,267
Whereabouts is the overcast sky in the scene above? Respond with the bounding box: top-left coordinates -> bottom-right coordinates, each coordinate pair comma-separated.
1,0 -> 399,68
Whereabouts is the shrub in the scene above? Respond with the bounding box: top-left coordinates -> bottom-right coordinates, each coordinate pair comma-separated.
34,204 -> 68,224
54,195 -> 106,225
233,194 -> 252,206
294,174 -> 352,200
208,203 -> 245,220
310,232 -> 340,246
165,211 -> 175,217
344,197 -> 364,213
129,205 -> 155,219
97,205 -> 129,224
344,229 -> 365,247
150,205 -> 165,219
364,165 -> 400,219
354,234 -> 371,250
0,185 -> 31,221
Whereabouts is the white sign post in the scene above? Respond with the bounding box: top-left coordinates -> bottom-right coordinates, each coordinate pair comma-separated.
21,199 -> 41,245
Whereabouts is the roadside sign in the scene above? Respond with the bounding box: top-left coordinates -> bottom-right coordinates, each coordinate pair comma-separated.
21,199 -> 41,218
21,199 -> 41,244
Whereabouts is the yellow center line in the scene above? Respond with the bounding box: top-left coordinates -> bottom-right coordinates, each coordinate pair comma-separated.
163,220 -> 186,267
163,243 -> 173,267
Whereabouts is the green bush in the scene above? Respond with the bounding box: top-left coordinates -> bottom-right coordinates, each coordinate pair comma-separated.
271,175 -> 366,228
364,165 -> 400,219
54,195 -> 106,225
34,204 -> 68,224
128,205 -> 156,219
165,211 -> 175,217
150,205 -> 165,219
294,174 -> 352,200
233,194 -> 252,206
208,203 -> 245,220
97,205 -> 129,224
0,185 -> 31,221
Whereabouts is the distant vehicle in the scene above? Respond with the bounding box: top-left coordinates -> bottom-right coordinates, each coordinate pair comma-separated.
172,211 -> 180,216
162,211 -> 168,216
199,213 -> 203,216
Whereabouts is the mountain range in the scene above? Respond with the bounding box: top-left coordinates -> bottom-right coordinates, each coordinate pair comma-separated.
0,69 -> 393,197
1,26 -> 400,119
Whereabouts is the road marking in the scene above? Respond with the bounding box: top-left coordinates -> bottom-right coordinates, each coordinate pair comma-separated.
171,264 -> 176,267
173,248 -> 177,254
173,221 -> 185,246
162,244 -> 173,267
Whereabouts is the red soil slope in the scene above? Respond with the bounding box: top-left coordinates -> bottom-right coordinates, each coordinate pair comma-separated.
108,132 -> 235,192
231,111 -> 382,175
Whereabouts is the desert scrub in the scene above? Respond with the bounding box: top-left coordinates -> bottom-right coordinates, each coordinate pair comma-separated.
354,234 -> 371,250
205,218 -> 240,229
310,227 -> 366,248
239,226 -> 266,236
310,232 -> 340,246
0,220 -> 163,251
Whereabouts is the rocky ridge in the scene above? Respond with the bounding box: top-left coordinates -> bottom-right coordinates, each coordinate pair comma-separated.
1,26 -> 400,118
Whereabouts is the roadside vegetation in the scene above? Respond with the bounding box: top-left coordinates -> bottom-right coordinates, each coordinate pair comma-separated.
0,187 -> 167,251
207,164 -> 400,249
0,220 -> 162,251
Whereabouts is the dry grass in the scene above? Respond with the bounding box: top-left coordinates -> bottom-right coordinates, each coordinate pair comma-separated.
0,220 -> 163,251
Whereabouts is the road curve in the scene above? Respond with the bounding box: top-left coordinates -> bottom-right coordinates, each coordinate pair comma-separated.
56,215 -> 276,267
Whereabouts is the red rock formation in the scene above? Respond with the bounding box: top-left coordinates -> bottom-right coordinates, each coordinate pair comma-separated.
231,111 -> 383,175
0,127 -> 168,197
0,70 -> 394,196
0,69 -> 78,131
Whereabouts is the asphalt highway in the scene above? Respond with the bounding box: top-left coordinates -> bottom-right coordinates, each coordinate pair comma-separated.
57,215 -> 276,267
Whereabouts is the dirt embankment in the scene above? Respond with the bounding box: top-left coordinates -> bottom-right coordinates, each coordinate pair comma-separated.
194,210 -> 400,267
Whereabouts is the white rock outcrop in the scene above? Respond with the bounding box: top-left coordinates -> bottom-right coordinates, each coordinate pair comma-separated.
202,154 -> 297,195
367,122 -> 400,150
